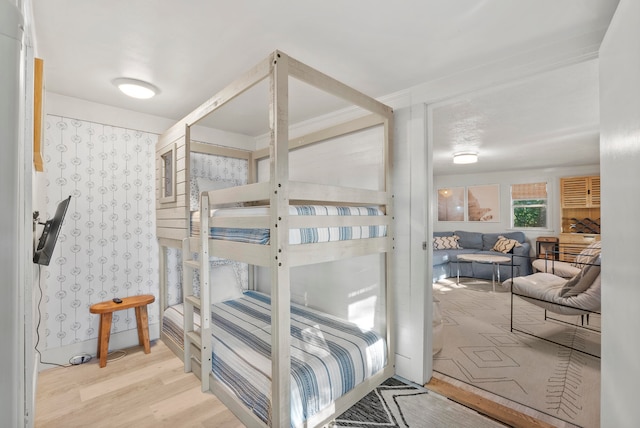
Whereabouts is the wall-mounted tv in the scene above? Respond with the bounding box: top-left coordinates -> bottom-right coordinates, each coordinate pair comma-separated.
33,196 -> 71,266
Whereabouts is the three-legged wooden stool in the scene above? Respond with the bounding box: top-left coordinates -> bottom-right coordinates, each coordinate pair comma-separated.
89,294 -> 155,368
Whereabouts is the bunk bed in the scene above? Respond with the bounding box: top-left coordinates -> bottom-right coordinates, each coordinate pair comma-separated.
155,50 -> 394,428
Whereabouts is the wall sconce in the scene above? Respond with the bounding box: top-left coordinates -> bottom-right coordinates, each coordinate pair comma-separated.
453,151 -> 478,164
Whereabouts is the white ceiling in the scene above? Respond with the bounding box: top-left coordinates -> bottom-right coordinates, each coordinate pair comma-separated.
31,0 -> 619,173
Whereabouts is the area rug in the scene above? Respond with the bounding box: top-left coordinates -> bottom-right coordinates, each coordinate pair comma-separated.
330,377 -> 503,427
433,278 -> 601,428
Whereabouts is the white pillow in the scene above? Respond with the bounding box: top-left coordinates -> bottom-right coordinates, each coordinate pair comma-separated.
209,263 -> 245,303
192,262 -> 245,303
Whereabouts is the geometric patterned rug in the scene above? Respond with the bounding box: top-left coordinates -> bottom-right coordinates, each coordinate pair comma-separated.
330,377 -> 504,427
433,278 -> 601,428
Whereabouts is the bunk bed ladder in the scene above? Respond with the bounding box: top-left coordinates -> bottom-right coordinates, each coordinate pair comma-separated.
181,195 -> 212,392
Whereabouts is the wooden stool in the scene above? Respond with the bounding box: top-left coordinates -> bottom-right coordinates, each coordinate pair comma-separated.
89,294 -> 155,368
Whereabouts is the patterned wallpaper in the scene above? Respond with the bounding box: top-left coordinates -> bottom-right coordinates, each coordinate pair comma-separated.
41,115 -> 158,349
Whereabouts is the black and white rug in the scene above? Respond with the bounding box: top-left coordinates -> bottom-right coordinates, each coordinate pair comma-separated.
433,278 -> 601,428
330,377 -> 503,428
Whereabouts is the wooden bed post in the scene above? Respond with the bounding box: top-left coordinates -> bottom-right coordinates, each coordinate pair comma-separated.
384,116 -> 395,370
270,50 -> 291,428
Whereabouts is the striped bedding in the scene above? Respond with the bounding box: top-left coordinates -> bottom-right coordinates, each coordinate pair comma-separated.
190,205 -> 387,245
162,291 -> 387,427
162,304 -> 195,349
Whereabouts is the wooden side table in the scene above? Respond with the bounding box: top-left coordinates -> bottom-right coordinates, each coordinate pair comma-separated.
89,294 -> 155,368
536,236 -> 559,260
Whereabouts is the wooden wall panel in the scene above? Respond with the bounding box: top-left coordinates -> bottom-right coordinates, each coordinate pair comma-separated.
156,128 -> 189,244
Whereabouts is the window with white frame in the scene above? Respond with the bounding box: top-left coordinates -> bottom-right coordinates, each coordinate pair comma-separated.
511,182 -> 548,228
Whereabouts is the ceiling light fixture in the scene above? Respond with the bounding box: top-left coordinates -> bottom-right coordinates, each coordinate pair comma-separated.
453,151 -> 478,164
112,78 -> 159,99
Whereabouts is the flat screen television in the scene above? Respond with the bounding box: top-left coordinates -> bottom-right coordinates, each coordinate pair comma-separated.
33,196 -> 71,266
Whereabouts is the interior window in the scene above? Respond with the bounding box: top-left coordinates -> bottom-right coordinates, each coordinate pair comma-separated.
511,182 -> 548,228
160,144 -> 176,203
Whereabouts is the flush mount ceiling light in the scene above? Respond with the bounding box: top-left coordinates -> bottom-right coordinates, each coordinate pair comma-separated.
112,78 -> 159,99
453,151 -> 478,164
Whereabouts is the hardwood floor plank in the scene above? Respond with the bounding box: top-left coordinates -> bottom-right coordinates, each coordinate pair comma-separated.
149,387 -> 216,419
35,340 -> 241,428
79,354 -> 183,401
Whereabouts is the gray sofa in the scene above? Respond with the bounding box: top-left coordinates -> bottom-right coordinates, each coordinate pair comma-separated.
433,230 -> 532,282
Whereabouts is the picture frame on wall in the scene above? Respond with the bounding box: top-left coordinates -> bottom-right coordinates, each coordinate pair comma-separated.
467,184 -> 500,222
437,187 -> 465,221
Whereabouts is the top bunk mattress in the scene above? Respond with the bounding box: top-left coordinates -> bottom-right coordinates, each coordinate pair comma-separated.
191,205 -> 387,245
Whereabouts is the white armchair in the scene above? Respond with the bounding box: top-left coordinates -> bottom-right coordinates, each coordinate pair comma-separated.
509,253 -> 601,357
532,241 -> 601,278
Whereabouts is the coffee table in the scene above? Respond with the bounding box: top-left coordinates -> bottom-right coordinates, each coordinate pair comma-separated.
456,253 -> 512,292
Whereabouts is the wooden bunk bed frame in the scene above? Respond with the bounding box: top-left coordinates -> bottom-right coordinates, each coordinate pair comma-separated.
155,50 -> 394,427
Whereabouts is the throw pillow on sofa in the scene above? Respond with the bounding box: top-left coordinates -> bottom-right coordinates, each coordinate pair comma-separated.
433,235 -> 461,250
492,235 -> 522,253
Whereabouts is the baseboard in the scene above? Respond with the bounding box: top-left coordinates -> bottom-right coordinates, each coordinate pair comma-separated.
38,323 -> 159,369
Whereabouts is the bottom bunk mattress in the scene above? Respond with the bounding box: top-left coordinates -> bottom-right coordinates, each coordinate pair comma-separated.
162,290 -> 387,427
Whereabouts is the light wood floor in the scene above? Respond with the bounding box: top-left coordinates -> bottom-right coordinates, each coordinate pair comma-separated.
35,341 -> 243,428
36,339 -> 564,428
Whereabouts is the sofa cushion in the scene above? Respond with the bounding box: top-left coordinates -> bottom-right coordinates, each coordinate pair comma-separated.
454,230 -> 483,250
433,251 -> 450,265
481,231 -> 525,250
532,259 -> 581,278
433,235 -> 461,250
433,231 -> 454,238
438,249 -> 481,263
492,236 -> 522,253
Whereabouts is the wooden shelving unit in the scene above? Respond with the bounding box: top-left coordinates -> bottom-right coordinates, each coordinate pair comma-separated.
559,175 -> 600,262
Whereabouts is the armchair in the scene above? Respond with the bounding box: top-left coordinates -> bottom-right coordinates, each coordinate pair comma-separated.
508,252 -> 601,357
532,241 -> 601,278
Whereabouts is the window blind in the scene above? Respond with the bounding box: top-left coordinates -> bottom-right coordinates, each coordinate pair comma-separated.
511,182 -> 547,199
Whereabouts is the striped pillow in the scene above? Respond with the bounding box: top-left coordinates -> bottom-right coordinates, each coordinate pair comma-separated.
492,236 -> 522,253
433,235 -> 461,250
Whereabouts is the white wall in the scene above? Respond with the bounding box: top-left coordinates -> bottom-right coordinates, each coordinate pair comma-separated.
0,3 -> 25,426
599,0 -> 639,426
434,164 -> 600,244
393,104 -> 431,383
46,93 -> 255,151
255,125 -> 388,333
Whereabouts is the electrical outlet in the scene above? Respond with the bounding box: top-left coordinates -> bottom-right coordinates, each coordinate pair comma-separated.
69,354 -> 92,365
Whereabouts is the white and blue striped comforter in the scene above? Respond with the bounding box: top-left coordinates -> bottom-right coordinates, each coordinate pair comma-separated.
204,205 -> 387,245
208,290 -> 386,427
